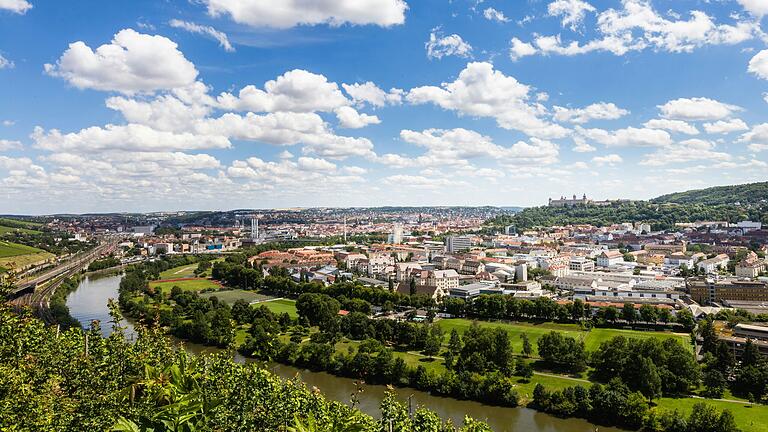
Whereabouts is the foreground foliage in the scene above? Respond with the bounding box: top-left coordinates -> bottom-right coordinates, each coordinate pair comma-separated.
0,306 -> 490,431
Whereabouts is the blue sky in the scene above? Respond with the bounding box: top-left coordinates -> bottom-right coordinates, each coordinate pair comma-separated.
1,0 -> 767,214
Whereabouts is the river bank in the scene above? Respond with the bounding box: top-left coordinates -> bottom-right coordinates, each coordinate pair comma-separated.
66,273 -> 626,432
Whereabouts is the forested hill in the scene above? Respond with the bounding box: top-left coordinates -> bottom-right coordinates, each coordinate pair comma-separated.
651,182 -> 768,205
488,182 -> 768,230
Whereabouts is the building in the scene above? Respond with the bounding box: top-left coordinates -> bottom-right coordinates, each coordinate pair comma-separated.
539,254 -> 570,277
445,235 -> 472,253
735,252 -> 765,279
697,254 -> 730,274
569,256 -> 595,272
367,251 -> 395,277
645,242 -> 687,255
548,194 -> 591,207
398,269 -> 459,299
688,278 -> 768,304
665,252 -> 694,269
597,250 -> 624,267
718,323 -> 768,358
389,223 -> 404,244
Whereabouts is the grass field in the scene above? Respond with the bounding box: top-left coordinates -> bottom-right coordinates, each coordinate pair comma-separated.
437,318 -> 691,356
149,278 -> 221,294
656,397 -> 768,432
0,225 -> 41,235
258,298 -> 298,318
159,264 -> 198,279
200,289 -> 274,305
0,240 -> 54,270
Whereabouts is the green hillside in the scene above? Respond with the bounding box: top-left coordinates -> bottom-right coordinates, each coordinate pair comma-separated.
652,182 -> 768,206
489,182 -> 768,230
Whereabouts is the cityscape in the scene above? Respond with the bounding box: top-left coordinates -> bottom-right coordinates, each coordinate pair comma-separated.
2,1 -> 768,432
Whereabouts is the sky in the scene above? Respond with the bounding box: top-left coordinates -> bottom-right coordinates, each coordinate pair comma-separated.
1,0 -> 768,214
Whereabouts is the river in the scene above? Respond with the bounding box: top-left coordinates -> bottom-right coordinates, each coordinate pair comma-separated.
67,274 -> 623,432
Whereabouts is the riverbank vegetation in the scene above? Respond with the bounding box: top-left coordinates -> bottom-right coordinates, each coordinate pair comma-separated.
0,305 -> 493,431
112,254 -> 756,431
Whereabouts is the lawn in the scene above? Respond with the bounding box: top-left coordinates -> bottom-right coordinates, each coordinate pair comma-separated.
149,278 -> 221,294
200,289 -> 275,306
656,397 -> 768,432
0,225 -> 41,235
0,241 -> 54,270
437,318 -> 691,356
159,264 -> 198,279
257,298 -> 298,318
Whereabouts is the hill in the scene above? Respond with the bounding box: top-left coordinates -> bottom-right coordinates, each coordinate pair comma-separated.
487,182 -> 768,230
652,182 -> 768,206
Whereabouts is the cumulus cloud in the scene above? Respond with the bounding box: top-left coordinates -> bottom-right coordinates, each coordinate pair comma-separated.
737,0 -> 768,18
591,153 -> 622,166
0,139 -> 21,151
576,126 -> 672,147
426,30 -> 473,60
572,136 -> 597,152
169,19 -> 234,52
738,123 -> 768,152
516,0 -> 759,58
0,0 -> 31,14
334,106 -> 381,128
748,50 -> 768,80
703,119 -> 749,134
406,62 -> 568,138
640,139 -> 731,166
658,97 -> 741,121
547,0 -> 595,31
483,7 -> 510,23
203,0 -> 408,29
553,102 -> 628,124
643,119 -> 700,135
217,69 -> 349,113
509,38 -> 538,60
297,156 -> 336,172
0,54 -> 13,69
44,29 -> 198,94
342,82 -> 403,107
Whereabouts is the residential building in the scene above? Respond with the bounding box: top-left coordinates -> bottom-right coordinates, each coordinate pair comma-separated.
597,250 -> 623,267
735,252 -> 765,279
697,254 -> 729,274
569,256 -> 595,272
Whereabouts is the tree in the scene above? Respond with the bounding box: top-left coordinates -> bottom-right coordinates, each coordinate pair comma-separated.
637,357 -> 661,402
676,308 -> 696,332
423,333 -> 441,358
622,303 -> 637,324
296,293 -> 340,327
409,278 -> 417,296
604,306 -> 619,323
448,329 -> 462,355
703,369 -> 726,398
537,331 -> 587,373
639,304 -> 658,324
521,333 -> 533,357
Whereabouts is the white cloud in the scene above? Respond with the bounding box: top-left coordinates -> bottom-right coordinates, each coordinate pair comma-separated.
738,123 -> 768,152
203,0 -> 407,29
0,54 -> 13,69
547,0 -> 596,31
748,50 -> 768,80
553,102 -> 628,124
2,120 -> 15,126
0,139 -> 21,151
640,139 -> 731,166
572,136 -> 596,152
217,69 -> 349,113
383,174 -> 465,189
277,150 -> 294,159
297,156 -> 336,172
169,19 -> 234,52
737,0 -> 768,18
519,0 -> 759,58
0,0 -> 31,14
703,119 -> 749,134
643,119 -> 700,135
426,30 -> 473,60
342,82 -> 403,107
509,38 -> 538,60
32,124 -> 231,153
658,97 -> 741,121
592,153 -> 622,166
334,106 -> 381,128
576,126 -> 672,147
483,7 -> 510,23
406,62 -> 569,138
44,29 -> 198,94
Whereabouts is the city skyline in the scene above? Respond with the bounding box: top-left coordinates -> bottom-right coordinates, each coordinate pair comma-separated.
1,0 -> 768,214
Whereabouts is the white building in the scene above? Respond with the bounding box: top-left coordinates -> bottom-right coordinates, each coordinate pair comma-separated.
445,235 -> 472,253
597,250 -> 624,267
569,256 -> 595,272
697,254 -> 729,274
